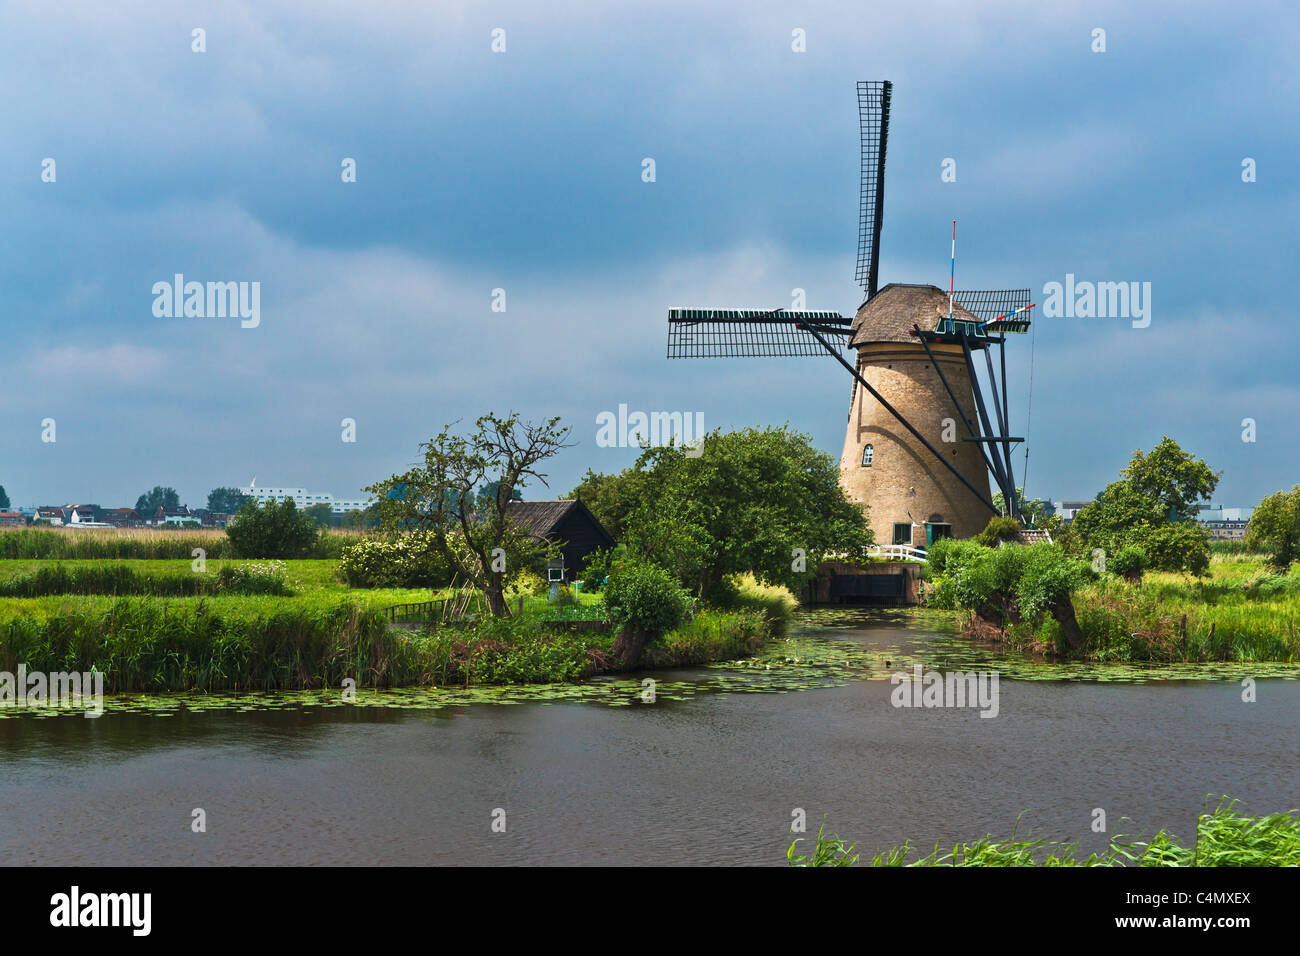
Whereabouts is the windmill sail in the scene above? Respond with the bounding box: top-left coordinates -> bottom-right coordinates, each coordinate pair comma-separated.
856,81 -> 892,299
952,289 -> 1033,334
666,308 -> 850,358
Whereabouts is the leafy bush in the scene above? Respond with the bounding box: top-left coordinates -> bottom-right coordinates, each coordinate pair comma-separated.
1247,485 -> 1300,571
602,560 -> 694,636
976,516 -> 1023,547
1135,522 -> 1210,577
1014,543 -> 1095,621
339,534 -> 450,588
1109,545 -> 1148,582
503,568 -> 547,601
578,545 -> 619,593
226,498 -> 320,559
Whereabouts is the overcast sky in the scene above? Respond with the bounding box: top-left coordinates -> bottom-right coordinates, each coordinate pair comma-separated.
1,0 -> 1296,510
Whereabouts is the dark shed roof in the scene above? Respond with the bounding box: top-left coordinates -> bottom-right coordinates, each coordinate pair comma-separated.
848,283 -> 980,347
508,500 -> 616,574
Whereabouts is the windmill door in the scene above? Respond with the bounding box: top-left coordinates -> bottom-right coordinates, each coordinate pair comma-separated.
925,523 -> 953,547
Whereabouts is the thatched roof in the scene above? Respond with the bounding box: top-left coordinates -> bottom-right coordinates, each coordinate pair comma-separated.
508,500 -> 614,547
848,283 -> 980,347
508,500 -> 579,537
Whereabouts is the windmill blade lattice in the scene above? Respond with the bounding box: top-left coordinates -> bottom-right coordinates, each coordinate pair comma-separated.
856,81 -> 892,299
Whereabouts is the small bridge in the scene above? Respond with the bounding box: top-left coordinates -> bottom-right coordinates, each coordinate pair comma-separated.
381,599 -> 451,624
866,543 -> 929,563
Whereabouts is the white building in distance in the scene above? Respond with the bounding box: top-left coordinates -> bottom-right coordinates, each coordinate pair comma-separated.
247,486 -> 369,514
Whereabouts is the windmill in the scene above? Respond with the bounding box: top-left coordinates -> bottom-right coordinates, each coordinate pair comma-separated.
666,81 -> 1034,547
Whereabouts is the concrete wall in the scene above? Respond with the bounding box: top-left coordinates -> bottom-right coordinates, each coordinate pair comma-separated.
839,341 -> 993,543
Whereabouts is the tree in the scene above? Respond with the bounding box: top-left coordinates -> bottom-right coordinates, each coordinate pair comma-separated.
564,468 -> 653,542
226,498 -> 320,558
1247,486 -> 1300,571
303,503 -> 335,528
603,426 -> 873,598
206,486 -> 248,513
367,413 -> 574,616
1071,438 -> 1218,575
602,558 -> 694,667
0,486 -> 9,510
135,486 -> 180,516
1120,436 -> 1220,523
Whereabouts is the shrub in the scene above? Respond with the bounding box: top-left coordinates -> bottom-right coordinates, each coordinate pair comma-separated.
226,498 -> 319,559
578,545 -> 619,593
1109,545 -> 1148,582
602,560 -> 695,666
503,568 -> 546,601
1135,522 -> 1210,577
1247,485 -> 1300,572
976,516 -> 1023,547
339,534 -> 450,589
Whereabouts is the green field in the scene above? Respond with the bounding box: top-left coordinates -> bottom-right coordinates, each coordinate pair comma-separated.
0,542 -> 775,693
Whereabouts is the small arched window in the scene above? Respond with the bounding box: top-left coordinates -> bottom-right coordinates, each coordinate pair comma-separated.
861,443 -> 874,467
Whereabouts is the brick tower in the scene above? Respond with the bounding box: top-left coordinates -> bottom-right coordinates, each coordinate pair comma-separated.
839,284 -> 992,546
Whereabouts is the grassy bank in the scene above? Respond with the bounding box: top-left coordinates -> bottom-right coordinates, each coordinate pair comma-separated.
926,549 -> 1300,663
1010,555 -> 1300,662
791,800 -> 1300,866
0,593 -> 779,693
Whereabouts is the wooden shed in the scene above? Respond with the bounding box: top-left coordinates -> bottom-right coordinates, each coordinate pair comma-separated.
508,500 -> 615,581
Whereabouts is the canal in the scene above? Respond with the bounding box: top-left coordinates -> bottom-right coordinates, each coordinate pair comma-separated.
2,609 -> 1297,865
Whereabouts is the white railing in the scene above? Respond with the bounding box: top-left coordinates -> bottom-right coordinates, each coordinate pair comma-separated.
867,543 -> 929,562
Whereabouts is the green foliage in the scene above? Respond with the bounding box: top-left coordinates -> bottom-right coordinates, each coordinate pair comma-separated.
205,487 -> 248,513
1108,545 -> 1148,582
991,487 -> 1049,527
134,486 -> 180,515
0,528 -> 347,560
976,516 -> 1022,547
338,534 -> 451,589
1247,485 -> 1300,572
303,503 -> 335,528
0,597 -> 391,692
601,559 -> 694,636
226,498 -> 320,559
924,539 -> 1093,630
793,799 -> 1300,867
1015,543 -> 1094,621
1121,436 -> 1221,523
788,818 -> 859,867
578,545 -> 620,593
1071,437 -> 1217,575
564,469 -> 649,542
0,485 -> 9,510
0,562 -> 291,597
503,568 -> 547,601
574,426 -> 872,598
366,412 -> 570,615
711,572 -> 798,633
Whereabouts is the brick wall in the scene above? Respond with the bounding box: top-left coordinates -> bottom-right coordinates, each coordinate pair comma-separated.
838,341 -> 994,542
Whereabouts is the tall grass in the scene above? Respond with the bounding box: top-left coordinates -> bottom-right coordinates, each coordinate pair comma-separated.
0,563 -> 291,597
0,593 -> 775,692
714,573 -> 799,634
791,800 -> 1300,866
0,527 -> 355,560
0,597 -> 394,692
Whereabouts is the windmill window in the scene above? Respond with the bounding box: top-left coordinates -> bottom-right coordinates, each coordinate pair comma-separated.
861,444 -> 874,467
